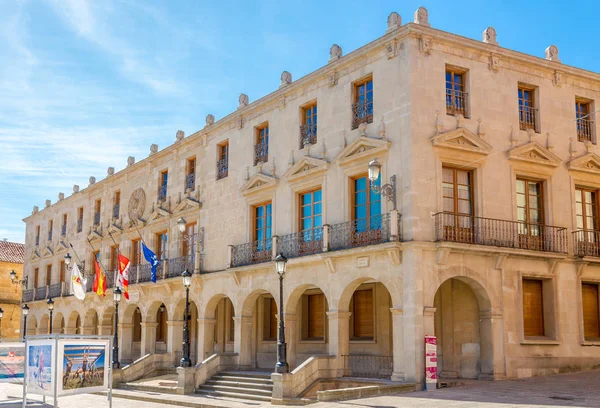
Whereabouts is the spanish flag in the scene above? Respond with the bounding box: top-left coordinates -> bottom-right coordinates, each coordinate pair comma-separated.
117,254 -> 130,300
93,254 -> 106,297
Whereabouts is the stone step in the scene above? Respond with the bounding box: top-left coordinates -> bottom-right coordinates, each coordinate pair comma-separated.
218,371 -> 272,380
198,384 -> 272,396
211,375 -> 273,385
195,388 -> 272,402
206,379 -> 273,390
117,382 -> 179,394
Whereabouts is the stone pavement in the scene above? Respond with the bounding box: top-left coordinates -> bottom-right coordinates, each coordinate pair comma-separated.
2,369 -> 600,407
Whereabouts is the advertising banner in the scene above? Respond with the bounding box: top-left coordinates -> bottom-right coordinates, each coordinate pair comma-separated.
25,339 -> 55,396
425,335 -> 437,391
57,339 -> 110,396
0,342 -> 25,382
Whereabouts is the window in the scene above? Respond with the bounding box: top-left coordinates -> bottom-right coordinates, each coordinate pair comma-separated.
186,157 -> 196,190
156,232 -> 168,260
59,261 -> 65,283
263,297 -> 277,341
575,188 -> 599,255
182,222 -> 197,258
304,293 -> 325,340
252,202 -> 272,259
33,268 -> 39,288
35,226 -> 40,246
92,250 -> 100,269
46,264 -> 52,286
110,245 -> 119,271
61,214 -> 67,236
299,189 -> 323,252
351,288 -> 374,340
352,174 -> 382,237
217,141 -> 229,180
132,239 -> 142,266
516,179 -> 544,250
113,191 -> 120,219
300,103 -> 318,148
48,220 -> 53,241
442,167 -> 474,242
576,99 -> 595,143
158,170 -> 168,201
582,283 -> 600,340
94,199 -> 101,226
77,207 -> 84,233
522,279 -> 544,337
518,85 -> 538,132
446,68 -> 468,117
254,124 -> 269,165
352,77 -> 374,129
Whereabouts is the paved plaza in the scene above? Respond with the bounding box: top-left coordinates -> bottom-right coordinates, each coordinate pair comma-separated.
2,370 -> 600,407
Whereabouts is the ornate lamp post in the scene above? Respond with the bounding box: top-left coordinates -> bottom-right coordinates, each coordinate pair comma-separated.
368,158 -> 397,210
9,269 -> 28,287
22,304 -> 29,339
46,298 -> 54,334
113,288 -> 121,369
180,269 -> 192,367
0,308 -> 3,340
274,253 -> 289,374
177,218 -> 196,272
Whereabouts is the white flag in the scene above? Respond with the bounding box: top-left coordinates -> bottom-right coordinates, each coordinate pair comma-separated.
70,263 -> 87,301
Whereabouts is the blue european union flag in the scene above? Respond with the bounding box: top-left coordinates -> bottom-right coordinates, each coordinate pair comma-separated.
142,243 -> 159,283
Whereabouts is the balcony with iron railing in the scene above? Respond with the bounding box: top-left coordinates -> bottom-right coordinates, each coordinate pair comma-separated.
434,212 -> 568,254
166,255 -> 195,278
216,158 -> 228,180
158,185 -> 168,202
573,230 -> 600,257
185,173 -> 195,191
48,282 -> 63,298
519,105 -> 538,131
93,212 -> 101,226
446,89 -> 469,117
22,289 -> 34,303
229,212 -> 400,268
254,142 -> 268,166
577,118 -> 595,143
300,122 -> 317,149
61,224 -> 67,237
113,204 -> 120,219
105,270 -> 116,289
34,286 -> 47,301
351,101 -> 373,130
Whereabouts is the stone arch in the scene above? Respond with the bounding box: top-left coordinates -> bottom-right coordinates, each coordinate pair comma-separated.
285,283 -> 329,315
123,303 -> 140,323
67,311 -> 81,333
202,293 -> 235,319
83,309 -> 99,335
201,293 -> 235,355
427,266 -> 495,312
27,315 -> 38,336
53,312 -> 65,334
120,304 -> 142,363
146,300 -> 167,323
39,314 -> 49,335
241,288 -> 279,317
337,276 -> 400,312
100,306 -> 115,335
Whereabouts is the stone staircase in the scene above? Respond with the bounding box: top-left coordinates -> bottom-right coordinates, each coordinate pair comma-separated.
196,371 -> 273,402
117,368 -> 179,394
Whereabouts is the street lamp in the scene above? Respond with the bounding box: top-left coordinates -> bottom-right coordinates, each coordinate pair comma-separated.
0,308 -> 3,340
367,158 -> 397,210
47,298 -> 54,334
274,253 -> 289,374
22,304 -> 29,339
113,288 -> 121,369
177,218 -> 197,274
9,269 -> 28,287
180,269 -> 192,368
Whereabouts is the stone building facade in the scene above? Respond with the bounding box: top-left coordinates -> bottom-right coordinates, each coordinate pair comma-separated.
0,240 -> 25,340
21,7 -> 600,391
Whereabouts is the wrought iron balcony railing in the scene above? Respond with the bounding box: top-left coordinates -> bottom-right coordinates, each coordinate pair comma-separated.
77,219 -> 83,233
577,118 -> 595,143
573,229 -> 600,257
342,354 -> 393,379
330,214 -> 391,251
85,277 -> 93,292
158,185 -> 168,202
93,212 -> 101,226
351,101 -> 374,130
300,123 -> 317,149
113,204 -> 120,219
254,142 -> 269,166
232,239 -> 273,267
519,105 -> 538,131
48,282 -> 63,298
279,227 -> 323,259
47,231 -> 53,241
446,89 -> 469,117
185,173 -> 195,191
167,255 -> 195,278
22,289 -> 34,303
61,224 -> 67,237
138,262 -> 164,283
105,270 -> 116,289
216,158 -> 228,180
34,287 -> 47,301
434,212 -> 568,254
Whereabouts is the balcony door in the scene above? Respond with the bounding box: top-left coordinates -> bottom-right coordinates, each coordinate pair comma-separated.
253,202 -> 272,262
576,188 -> 599,255
352,174 -> 382,246
442,167 -> 474,242
516,179 -> 545,250
299,189 -> 323,254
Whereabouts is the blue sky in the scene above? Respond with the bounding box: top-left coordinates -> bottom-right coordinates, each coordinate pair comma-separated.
0,0 -> 598,243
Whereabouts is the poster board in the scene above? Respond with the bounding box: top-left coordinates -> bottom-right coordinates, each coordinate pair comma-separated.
25,339 -> 56,396
57,339 -> 110,396
424,335 -> 437,391
0,342 -> 25,382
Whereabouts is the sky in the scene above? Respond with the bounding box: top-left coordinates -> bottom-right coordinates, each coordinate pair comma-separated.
0,0 -> 598,244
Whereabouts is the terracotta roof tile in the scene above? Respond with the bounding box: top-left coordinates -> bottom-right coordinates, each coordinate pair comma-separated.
0,240 -> 25,264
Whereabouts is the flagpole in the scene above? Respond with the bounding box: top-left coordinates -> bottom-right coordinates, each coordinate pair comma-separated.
86,238 -> 109,275
68,243 -> 86,271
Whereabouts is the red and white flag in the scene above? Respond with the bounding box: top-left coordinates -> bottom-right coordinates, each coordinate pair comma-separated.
117,254 -> 130,300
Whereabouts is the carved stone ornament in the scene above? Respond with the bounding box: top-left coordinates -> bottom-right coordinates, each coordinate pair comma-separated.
329,71 -> 338,87
205,114 -> 215,126
329,44 -> 342,62
150,144 -> 158,155
358,122 -> 367,136
176,130 -> 185,142
545,45 -> 560,62
89,176 -> 96,185
386,40 -> 397,59
45,199 -> 51,208
237,116 -> 244,129
128,188 -> 146,221
280,71 -> 292,87
58,192 -> 64,201
73,185 -> 80,193
127,156 -> 135,166
414,7 -> 430,27
553,70 -> 563,87
420,36 -> 432,55
477,119 -> 486,139
455,114 -> 464,129
32,205 -> 39,214
387,12 -> 401,32
482,27 -> 498,46
107,166 -> 115,176
238,93 -> 249,109
489,54 -> 500,72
